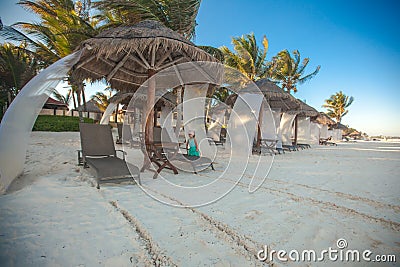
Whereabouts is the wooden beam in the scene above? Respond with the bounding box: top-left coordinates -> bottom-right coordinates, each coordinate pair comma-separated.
129,53 -> 149,70
81,66 -> 144,86
170,56 -> 184,86
79,66 -> 105,77
75,55 -> 96,69
98,57 -> 147,78
145,69 -> 156,145
158,56 -> 185,70
133,47 -> 151,69
110,76 -> 144,86
294,115 -> 298,145
107,53 -> 131,82
183,57 -> 216,84
150,45 -> 157,68
256,101 -> 263,152
154,49 -> 172,69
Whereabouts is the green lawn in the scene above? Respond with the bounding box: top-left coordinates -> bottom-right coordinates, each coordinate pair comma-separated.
33,115 -> 94,132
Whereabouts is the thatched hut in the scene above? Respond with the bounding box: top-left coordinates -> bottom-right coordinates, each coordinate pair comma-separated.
74,99 -> 103,121
288,99 -> 319,117
225,79 -> 300,112
71,20 -> 217,143
255,79 -> 300,111
313,112 -> 336,125
284,99 -> 319,144
224,79 -> 302,149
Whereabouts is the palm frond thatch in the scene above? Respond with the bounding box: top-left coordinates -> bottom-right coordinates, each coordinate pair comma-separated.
71,20 -> 217,92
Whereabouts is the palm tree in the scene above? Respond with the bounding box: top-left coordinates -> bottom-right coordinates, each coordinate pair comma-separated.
0,0 -> 100,119
269,49 -> 320,94
16,0 -> 98,60
52,88 -> 72,106
212,87 -> 230,103
322,91 -> 354,124
0,42 -> 39,110
91,92 -> 110,112
91,87 -> 116,112
197,45 -> 224,62
220,33 -> 269,81
94,0 -> 201,39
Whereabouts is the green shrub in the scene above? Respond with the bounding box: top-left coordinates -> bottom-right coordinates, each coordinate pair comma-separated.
33,115 -> 94,132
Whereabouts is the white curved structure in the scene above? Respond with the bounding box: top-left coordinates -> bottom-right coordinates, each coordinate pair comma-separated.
0,52 -> 81,193
280,113 -> 296,145
99,102 -> 118,125
297,117 -> 311,144
182,84 -> 213,158
310,122 -> 320,144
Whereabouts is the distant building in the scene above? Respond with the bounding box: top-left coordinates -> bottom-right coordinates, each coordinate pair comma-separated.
70,99 -> 103,121
40,97 -> 69,116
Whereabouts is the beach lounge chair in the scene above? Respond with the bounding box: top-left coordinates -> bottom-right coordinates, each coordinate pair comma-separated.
154,127 -> 215,174
319,136 -> 337,146
297,143 -> 311,149
116,123 -> 141,148
261,139 -> 279,155
207,128 -> 226,146
79,123 -> 141,188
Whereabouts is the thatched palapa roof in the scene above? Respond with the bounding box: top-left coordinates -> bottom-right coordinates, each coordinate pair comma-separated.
287,99 -> 319,117
71,20 -> 217,92
225,79 -> 300,111
255,79 -> 300,111
313,112 -> 336,125
108,91 -> 176,108
76,100 -> 103,113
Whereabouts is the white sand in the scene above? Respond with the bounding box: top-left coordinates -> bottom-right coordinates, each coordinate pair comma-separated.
0,132 -> 399,266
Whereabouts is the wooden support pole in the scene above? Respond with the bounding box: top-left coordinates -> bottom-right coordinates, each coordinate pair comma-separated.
256,101 -> 263,152
145,69 -> 156,144
294,115 -> 298,145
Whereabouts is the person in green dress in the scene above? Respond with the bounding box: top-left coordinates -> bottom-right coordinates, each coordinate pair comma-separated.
186,130 -> 200,157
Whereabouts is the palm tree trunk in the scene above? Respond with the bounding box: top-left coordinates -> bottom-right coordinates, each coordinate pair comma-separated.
114,103 -> 119,123
81,83 -> 87,112
75,85 -> 84,122
71,86 -> 77,110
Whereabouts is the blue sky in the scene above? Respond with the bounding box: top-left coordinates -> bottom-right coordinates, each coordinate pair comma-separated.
1,0 -> 399,135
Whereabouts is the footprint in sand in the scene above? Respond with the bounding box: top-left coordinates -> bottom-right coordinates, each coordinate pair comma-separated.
244,210 -> 262,220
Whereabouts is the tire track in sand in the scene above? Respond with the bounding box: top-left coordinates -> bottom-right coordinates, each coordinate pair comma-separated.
196,171 -> 400,232
264,177 -> 400,213
140,185 -> 272,266
109,200 -> 178,267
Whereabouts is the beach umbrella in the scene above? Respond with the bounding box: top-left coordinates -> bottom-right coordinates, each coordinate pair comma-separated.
71,20 -> 217,144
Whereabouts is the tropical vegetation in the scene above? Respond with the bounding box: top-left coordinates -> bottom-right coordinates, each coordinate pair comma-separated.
0,42 -> 39,118
0,0 -> 205,120
268,49 -> 320,94
91,87 -> 116,112
322,91 -> 354,124
1,0 -> 324,126
33,114 -> 93,131
221,33 -> 269,81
